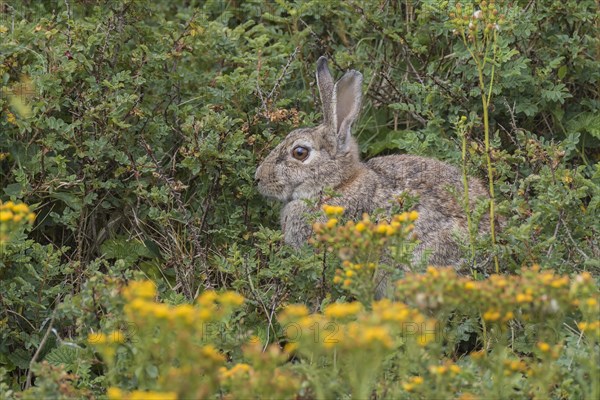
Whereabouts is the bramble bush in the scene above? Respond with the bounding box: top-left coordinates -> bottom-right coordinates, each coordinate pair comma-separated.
0,0 -> 599,399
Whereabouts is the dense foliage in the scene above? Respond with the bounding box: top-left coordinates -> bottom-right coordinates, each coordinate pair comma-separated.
1,0 -> 598,398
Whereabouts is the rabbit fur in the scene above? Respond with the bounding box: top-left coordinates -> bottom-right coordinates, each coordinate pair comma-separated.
255,57 -> 490,268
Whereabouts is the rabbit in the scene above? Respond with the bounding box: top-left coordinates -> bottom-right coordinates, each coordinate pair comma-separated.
255,56 -> 490,270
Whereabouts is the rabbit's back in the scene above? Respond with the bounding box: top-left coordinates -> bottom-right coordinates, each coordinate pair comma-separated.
367,154 -> 488,220
367,154 -> 491,267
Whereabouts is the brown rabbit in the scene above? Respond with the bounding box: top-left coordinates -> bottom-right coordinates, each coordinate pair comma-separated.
255,57 -> 489,268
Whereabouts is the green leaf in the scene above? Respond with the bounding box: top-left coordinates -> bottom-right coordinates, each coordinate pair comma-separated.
44,345 -> 80,368
557,65 -> 567,80
49,192 -> 82,211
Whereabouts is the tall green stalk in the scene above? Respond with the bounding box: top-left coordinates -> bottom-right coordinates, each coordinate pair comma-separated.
460,26 -> 500,274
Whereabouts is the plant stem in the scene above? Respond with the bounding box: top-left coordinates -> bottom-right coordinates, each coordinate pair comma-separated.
465,28 -> 500,274
460,126 -> 477,275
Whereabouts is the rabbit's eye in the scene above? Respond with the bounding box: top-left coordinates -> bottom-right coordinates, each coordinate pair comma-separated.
291,146 -> 310,161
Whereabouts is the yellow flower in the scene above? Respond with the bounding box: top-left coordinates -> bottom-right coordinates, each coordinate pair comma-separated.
109,330 -> 126,344
516,293 -> 533,303
508,360 -> 525,372
409,210 -> 419,221
0,211 -> 13,222
483,310 -> 501,322
27,213 -> 36,223
324,302 -> 362,318
201,345 -> 225,362
13,214 -> 23,222
429,365 -> 448,375
0,25 -> 7,34
537,342 -> 550,352
221,363 -> 252,379
198,290 -> 218,306
281,304 -> 309,318
343,279 -> 352,287
230,363 -> 252,374
326,218 -> 338,228
345,270 -> 354,278
550,276 -> 569,288
375,223 -> 388,234
363,326 -> 394,348
449,364 -> 461,374
106,387 -> 123,400
322,204 -> 345,216
173,304 -> 195,323
127,298 -> 150,313
123,280 -> 156,300
87,332 -> 107,344
586,298 -> 598,307
355,221 -> 366,232
464,281 -> 477,290
152,303 -> 170,319
12,203 -> 30,213
197,308 -> 214,321
333,276 -> 342,284
5,110 -> 18,124
402,383 -> 415,392
411,376 -> 424,385
284,342 -> 298,354
396,212 -> 408,222
219,291 -> 245,306
1,201 -> 15,209
129,391 -> 177,400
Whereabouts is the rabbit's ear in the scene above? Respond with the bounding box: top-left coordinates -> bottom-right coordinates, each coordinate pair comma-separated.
334,70 -> 363,153
316,57 -> 336,130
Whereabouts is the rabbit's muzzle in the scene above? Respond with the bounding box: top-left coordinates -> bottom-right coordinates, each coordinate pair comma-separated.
254,161 -> 291,202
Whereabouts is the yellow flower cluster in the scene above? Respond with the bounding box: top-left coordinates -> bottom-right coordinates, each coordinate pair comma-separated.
577,320 -> 600,341
0,201 -> 36,223
536,341 -> 561,359
323,301 -> 362,318
397,266 -> 599,327
281,304 -> 309,318
318,322 -> 394,350
429,362 -> 462,376
402,376 -> 424,392
123,280 -> 157,300
279,298 -> 431,352
107,387 -> 177,400
314,210 -> 417,242
122,281 -> 244,326
201,344 -> 226,363
332,261 -> 377,288
0,201 -> 36,243
503,359 -> 527,375
482,309 -> 513,322
5,111 -> 16,125
87,330 -> 126,345
219,363 -> 253,380
322,204 -> 345,216
372,299 -> 426,325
